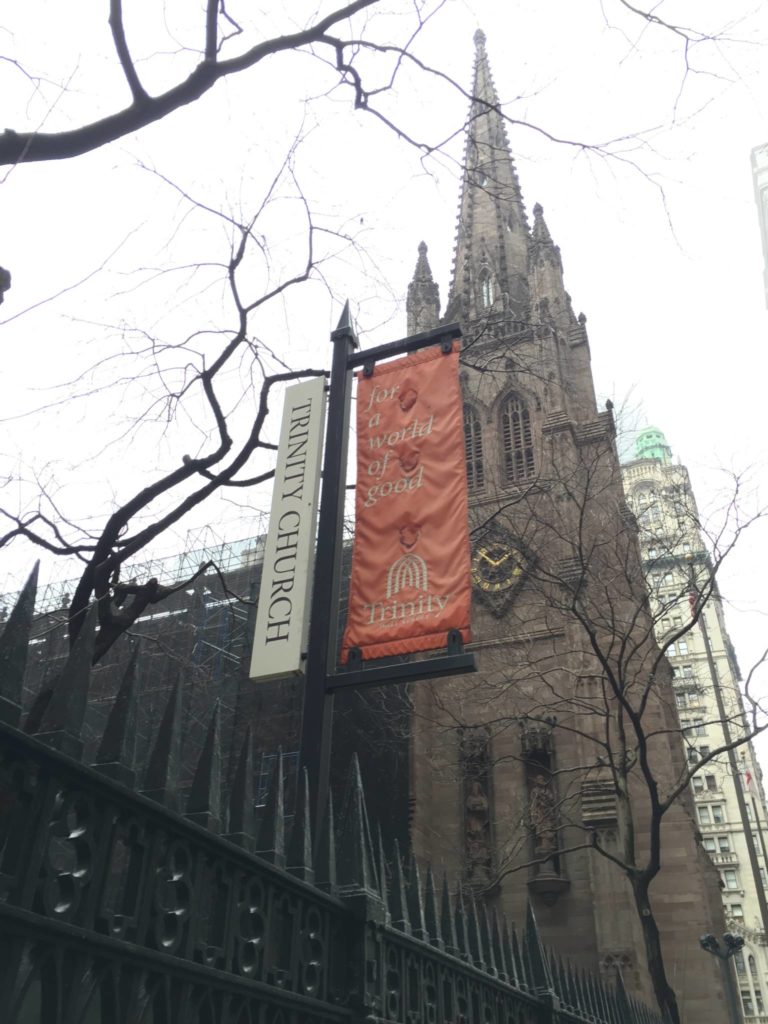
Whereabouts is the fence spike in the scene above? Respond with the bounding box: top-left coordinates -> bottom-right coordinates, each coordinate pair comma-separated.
33,602 -> 98,759
524,900 -> 554,994
93,642 -> 140,786
563,961 -> 577,1009
185,701 -> 222,833
551,952 -> 567,1004
576,966 -> 590,1015
375,824 -> 391,922
142,678 -> 183,810
407,854 -> 428,940
287,767 -> 314,883
596,970 -> 612,1022
454,887 -> 471,963
466,891 -> 484,969
575,965 -> 588,1014
511,924 -> 526,989
0,561 -> 38,726
490,907 -> 506,982
424,864 -> 443,948
601,973 -> 614,1020
441,872 -> 459,956
336,752 -> 377,895
606,980 -> 621,1024
255,748 -> 286,867
390,839 -> 411,933
478,901 -> 497,976
315,786 -> 337,894
502,915 -> 518,987
226,726 -> 255,849
586,971 -> 600,1015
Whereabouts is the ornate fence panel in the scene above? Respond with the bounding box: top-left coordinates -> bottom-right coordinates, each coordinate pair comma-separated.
0,568 -> 665,1024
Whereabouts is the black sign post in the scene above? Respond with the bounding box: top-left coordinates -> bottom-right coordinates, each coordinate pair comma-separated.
299,302 -> 476,840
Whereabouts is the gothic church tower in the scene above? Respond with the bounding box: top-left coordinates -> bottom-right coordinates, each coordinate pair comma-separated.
405,32 -> 727,1022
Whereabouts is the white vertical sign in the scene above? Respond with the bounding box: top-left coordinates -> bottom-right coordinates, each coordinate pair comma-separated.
249,376 -> 326,682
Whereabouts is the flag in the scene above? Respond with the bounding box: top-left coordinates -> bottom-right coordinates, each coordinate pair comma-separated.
341,341 -> 471,662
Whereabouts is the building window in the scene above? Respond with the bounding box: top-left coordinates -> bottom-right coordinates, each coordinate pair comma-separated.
463,406 -> 484,491
706,774 -> 717,792
749,955 -> 758,979
718,835 -> 731,853
480,271 -> 494,308
735,951 -> 747,975
712,805 -> 725,824
741,990 -> 754,1016
731,903 -> 744,920
699,806 -> 711,825
501,395 -> 535,483
678,639 -> 689,655
693,718 -> 706,737
756,990 -> 765,1014
693,776 -> 704,793
723,869 -> 739,889
703,837 -> 716,852
682,664 -> 694,677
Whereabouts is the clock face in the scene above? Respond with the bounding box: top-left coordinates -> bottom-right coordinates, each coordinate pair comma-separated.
471,542 -> 524,592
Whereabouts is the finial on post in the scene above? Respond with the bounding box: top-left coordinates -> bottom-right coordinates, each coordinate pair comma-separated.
332,299 -> 358,347
474,28 -> 486,50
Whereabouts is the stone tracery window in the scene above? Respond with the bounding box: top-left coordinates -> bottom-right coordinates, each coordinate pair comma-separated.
480,270 -> 494,308
463,405 -> 484,491
501,394 -> 535,483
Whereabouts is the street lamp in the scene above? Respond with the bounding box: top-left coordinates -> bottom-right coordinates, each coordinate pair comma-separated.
699,932 -> 744,1023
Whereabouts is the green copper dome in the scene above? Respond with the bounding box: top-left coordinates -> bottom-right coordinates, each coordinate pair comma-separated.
634,426 -> 672,464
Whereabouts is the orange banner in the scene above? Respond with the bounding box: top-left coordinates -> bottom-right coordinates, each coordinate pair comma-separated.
341,342 -> 471,662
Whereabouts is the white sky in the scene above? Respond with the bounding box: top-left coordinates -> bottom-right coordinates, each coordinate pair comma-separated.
2,0 -> 768,753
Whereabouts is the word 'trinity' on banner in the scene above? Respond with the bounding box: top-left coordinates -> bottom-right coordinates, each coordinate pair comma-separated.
341,341 -> 471,662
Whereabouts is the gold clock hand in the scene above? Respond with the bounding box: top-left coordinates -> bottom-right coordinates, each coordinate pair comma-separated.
485,548 -> 511,568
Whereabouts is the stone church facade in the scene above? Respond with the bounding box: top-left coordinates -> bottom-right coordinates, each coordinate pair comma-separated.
403,31 -> 730,1021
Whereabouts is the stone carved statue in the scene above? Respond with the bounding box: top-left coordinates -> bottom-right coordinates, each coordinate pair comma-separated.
464,778 -> 492,885
528,772 -> 558,861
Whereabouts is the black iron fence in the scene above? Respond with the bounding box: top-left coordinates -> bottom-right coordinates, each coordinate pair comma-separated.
0,568 -> 665,1023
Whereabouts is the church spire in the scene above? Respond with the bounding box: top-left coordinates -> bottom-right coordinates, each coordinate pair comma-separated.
407,241 -> 440,335
446,30 -> 531,327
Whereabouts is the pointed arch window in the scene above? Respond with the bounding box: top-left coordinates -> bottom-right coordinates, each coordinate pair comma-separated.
464,405 -> 484,491
480,270 -> 494,309
501,394 -> 535,483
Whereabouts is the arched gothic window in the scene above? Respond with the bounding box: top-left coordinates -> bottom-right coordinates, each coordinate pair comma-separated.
464,405 -> 484,491
480,271 -> 494,308
501,395 -> 535,483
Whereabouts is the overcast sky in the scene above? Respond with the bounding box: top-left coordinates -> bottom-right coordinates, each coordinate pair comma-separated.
2,0 -> 768,753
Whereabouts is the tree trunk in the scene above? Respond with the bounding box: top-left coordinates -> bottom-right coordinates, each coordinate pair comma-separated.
632,878 -> 681,1024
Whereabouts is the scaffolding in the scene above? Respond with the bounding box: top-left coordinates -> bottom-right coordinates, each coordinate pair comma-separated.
0,518 -> 268,619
